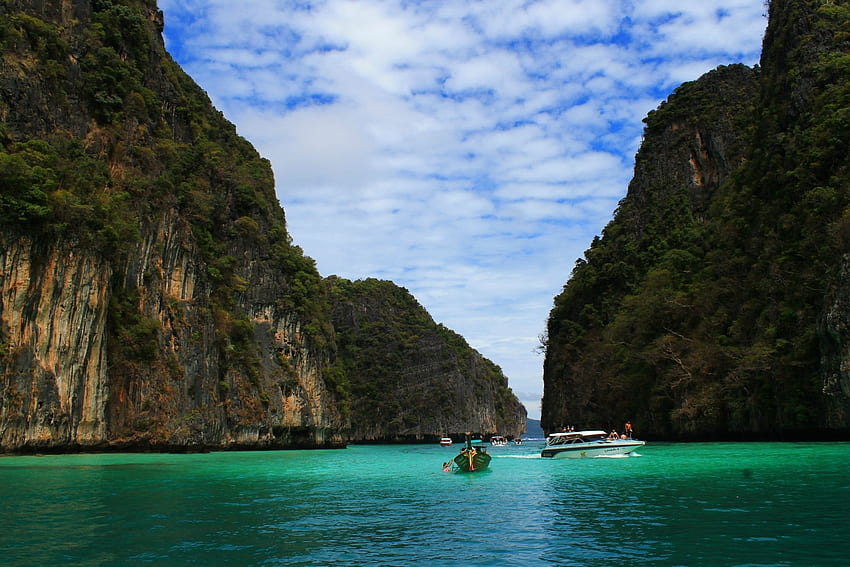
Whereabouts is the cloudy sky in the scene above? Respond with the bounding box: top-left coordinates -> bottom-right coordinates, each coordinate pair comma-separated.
157,0 -> 767,419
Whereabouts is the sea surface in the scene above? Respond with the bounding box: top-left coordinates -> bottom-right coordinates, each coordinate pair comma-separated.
1,441 -> 849,566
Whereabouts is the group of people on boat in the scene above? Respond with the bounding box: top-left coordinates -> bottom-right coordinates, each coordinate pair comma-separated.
562,420 -> 635,440
606,422 -> 634,440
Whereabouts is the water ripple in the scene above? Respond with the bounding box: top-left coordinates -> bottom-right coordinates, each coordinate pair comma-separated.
1,442 -> 849,565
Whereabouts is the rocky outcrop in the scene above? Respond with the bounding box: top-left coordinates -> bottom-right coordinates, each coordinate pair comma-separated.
0,0 -> 344,452
329,277 -> 526,441
542,0 -> 850,439
635,65 -> 759,216
542,65 -> 760,437
100,206 -> 345,451
0,235 -> 111,448
0,209 -> 345,452
0,0 -> 523,452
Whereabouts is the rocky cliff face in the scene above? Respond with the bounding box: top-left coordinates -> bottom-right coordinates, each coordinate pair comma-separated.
543,0 -> 850,439
329,277 -> 526,441
0,0 -> 344,451
100,205 -> 345,451
542,64 -> 760,436
1,213 -> 344,452
1,0 -> 524,452
1,235 -> 111,447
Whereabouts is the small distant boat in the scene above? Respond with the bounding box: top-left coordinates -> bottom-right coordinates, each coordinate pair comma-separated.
440,437 -> 453,447
513,438 -> 522,445
451,436 -> 491,472
490,435 -> 507,446
541,430 -> 645,459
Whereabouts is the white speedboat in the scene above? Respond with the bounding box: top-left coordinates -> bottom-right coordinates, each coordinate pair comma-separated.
440,437 -> 453,447
541,430 -> 645,458
490,435 -> 507,446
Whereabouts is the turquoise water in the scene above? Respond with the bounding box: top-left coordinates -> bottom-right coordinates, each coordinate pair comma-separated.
1,442 -> 849,566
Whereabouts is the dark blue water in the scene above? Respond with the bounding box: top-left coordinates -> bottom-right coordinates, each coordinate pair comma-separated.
1,442 -> 848,565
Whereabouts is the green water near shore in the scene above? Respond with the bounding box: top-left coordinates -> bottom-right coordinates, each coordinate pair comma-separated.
1,441 -> 848,565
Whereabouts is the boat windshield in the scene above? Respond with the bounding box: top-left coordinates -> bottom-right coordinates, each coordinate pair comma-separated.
546,430 -> 608,445
546,434 -> 580,446
583,432 -> 608,442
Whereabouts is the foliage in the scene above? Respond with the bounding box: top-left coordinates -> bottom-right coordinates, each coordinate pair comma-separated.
0,137 -> 136,253
327,277 -> 523,438
108,287 -> 161,361
1,2 -> 336,401
543,0 -> 850,438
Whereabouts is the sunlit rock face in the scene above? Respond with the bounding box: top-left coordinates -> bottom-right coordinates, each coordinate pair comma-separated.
0,210 -> 345,452
0,237 -> 111,448
0,0 -> 522,452
0,0 -> 344,452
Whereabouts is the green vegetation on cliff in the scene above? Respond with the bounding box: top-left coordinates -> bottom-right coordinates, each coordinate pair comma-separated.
6,3 -> 325,309
328,277 -> 526,441
542,0 -> 850,439
0,0 -> 524,449
0,0 -> 333,352
1,1 -> 342,449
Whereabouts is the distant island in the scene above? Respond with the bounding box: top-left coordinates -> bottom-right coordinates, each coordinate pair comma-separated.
524,418 -> 544,439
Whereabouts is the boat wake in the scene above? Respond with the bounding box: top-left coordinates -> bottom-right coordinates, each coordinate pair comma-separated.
596,452 -> 641,459
493,454 -> 542,459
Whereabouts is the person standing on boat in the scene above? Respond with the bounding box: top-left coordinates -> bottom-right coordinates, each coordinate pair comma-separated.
625,421 -> 633,439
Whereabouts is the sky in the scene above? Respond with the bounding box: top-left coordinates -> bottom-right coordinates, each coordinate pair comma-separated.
157,0 -> 768,420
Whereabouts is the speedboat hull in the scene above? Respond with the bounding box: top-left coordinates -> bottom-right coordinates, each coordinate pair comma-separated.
541,439 -> 645,459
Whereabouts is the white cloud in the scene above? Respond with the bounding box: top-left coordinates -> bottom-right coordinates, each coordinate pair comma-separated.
158,0 -> 767,420
235,105 -> 380,192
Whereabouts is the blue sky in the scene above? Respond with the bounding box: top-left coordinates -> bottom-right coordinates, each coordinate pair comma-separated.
157,0 -> 767,419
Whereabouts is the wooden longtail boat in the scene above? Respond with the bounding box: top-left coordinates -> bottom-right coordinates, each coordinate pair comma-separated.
451,436 -> 491,472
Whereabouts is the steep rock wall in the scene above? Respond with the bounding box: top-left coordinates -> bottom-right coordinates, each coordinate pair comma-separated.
542,65 -> 759,436
821,254 -> 850,427
0,207 -> 345,451
103,207 -> 344,451
0,0 -> 344,452
0,234 -> 110,447
542,0 -> 850,439
329,277 -> 526,441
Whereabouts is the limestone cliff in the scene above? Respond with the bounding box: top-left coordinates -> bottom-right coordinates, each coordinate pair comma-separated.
0,0 -> 525,452
328,277 -> 526,441
1,236 -> 111,447
0,0 -> 344,451
542,0 -> 850,439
